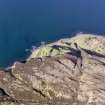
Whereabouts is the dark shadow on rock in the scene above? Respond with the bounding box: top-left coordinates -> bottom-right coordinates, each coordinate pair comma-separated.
81,48 -> 105,58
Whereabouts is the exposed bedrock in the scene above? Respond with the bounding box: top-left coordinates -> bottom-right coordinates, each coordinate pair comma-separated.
0,33 -> 105,105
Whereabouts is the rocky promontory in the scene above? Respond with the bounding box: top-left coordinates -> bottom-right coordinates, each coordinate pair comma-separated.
0,33 -> 105,105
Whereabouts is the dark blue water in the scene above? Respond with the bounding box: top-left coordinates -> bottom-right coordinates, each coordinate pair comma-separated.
0,0 -> 105,67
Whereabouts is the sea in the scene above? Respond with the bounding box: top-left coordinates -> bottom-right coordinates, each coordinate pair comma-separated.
0,0 -> 105,67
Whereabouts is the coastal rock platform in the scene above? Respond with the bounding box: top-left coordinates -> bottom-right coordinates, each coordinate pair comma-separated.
0,34 -> 105,105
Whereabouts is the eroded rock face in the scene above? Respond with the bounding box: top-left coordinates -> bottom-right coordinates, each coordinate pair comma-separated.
0,34 -> 105,105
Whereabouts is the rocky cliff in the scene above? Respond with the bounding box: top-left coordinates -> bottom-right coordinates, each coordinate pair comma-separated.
0,33 -> 105,105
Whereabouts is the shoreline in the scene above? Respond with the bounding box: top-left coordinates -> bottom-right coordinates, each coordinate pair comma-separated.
0,33 -> 105,105
3,33 -> 105,71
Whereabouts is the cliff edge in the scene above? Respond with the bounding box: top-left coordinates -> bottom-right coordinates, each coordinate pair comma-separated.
0,33 -> 105,105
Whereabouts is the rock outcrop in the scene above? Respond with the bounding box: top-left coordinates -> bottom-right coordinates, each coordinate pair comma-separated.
0,33 -> 105,105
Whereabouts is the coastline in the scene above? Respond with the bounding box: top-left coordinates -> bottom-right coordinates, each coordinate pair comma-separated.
28,33 -> 105,60
5,33 -> 105,71
0,33 -> 105,105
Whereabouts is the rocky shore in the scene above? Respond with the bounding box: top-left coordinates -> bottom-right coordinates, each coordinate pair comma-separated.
0,33 -> 105,105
